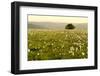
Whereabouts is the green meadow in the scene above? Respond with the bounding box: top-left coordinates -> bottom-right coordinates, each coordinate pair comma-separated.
28,29 -> 88,61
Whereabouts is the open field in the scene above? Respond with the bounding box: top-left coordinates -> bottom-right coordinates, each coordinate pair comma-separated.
28,29 -> 88,61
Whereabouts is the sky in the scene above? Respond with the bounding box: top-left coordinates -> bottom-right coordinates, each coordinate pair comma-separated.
28,15 -> 88,23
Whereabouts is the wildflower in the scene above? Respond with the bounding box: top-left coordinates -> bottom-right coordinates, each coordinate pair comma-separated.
69,50 -> 72,53
44,41 -> 46,44
75,47 -> 78,52
37,53 -> 40,55
43,46 -> 45,48
70,46 -> 74,51
51,43 -> 54,45
28,49 -> 30,52
72,52 -> 74,56
79,45 -> 82,51
61,45 -> 64,48
82,52 -> 85,56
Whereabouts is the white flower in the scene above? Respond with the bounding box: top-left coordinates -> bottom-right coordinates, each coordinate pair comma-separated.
66,35 -> 67,37
72,52 -> 74,56
37,53 -> 40,55
28,49 -> 30,52
76,47 -> 78,51
70,46 -> 74,51
82,52 -> 85,56
44,41 -> 46,44
61,45 -> 64,48
51,43 -> 54,45
69,50 -> 72,53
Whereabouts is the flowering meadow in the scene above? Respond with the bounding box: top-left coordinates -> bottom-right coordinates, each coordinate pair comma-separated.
28,29 -> 88,61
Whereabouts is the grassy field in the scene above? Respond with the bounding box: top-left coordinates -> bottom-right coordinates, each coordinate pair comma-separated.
28,29 -> 88,61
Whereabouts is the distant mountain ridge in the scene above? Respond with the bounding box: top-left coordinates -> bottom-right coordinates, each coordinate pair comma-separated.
28,22 -> 88,30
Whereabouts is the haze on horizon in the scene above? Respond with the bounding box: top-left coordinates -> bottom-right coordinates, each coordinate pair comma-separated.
28,15 -> 88,23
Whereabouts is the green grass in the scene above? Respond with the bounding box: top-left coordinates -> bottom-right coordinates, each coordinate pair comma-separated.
28,29 -> 88,61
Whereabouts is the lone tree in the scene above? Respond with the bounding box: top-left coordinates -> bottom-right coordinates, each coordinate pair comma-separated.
65,23 -> 75,29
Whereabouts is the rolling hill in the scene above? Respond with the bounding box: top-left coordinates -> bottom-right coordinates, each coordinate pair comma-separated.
28,22 -> 88,30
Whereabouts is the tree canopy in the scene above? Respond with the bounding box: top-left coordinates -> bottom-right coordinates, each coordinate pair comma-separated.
65,23 -> 75,29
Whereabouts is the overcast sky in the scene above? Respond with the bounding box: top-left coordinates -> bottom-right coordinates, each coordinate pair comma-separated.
28,15 -> 88,23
